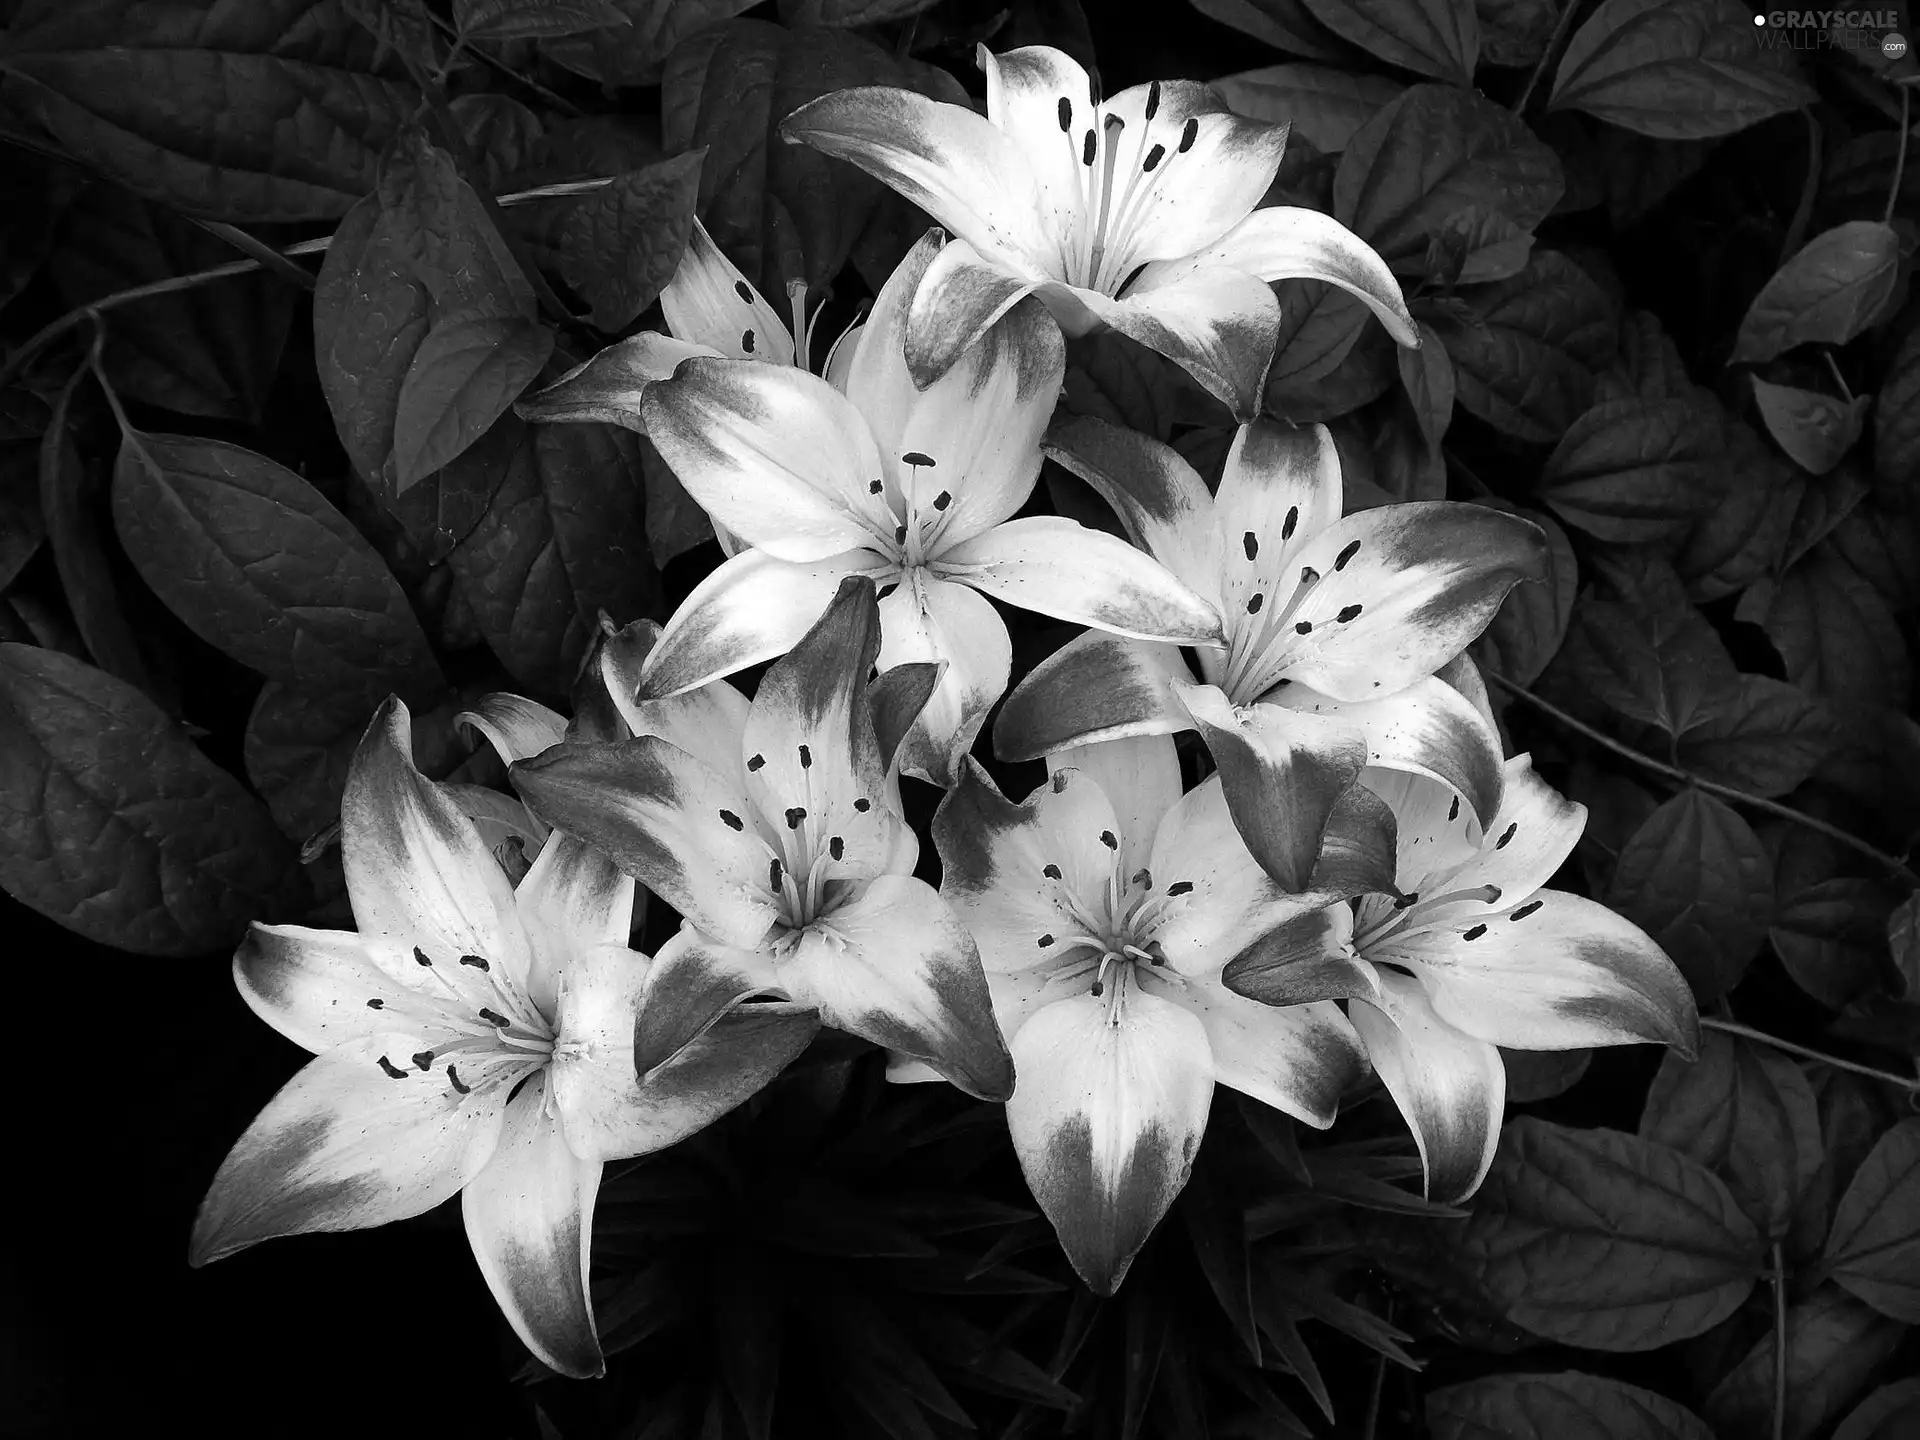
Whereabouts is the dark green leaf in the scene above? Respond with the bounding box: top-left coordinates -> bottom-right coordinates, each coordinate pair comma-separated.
1538,396 -> 1727,541
1063,330 -> 1186,443
1298,0 -> 1478,84
1736,544 -> 1911,709
454,0 -> 629,40
1606,789 -> 1772,1000
0,396 -> 46,593
1548,0 -> 1816,140
1476,0 -> 1562,67
39,378 -> 159,704
1334,85 -> 1563,276
1834,1379 -> 1920,1440
1638,1028 -> 1822,1237
539,0 -> 758,86
447,413 -> 658,698
1418,251 -> 1616,442
1751,378 -> 1869,476
1873,324 -> 1920,506
1267,313 -> 1397,422
1703,1285 -> 1906,1440
1460,1117 -> 1764,1350
638,436 -> 715,568
1677,675 -> 1835,798
548,152 -> 704,331
1210,64 -> 1405,152
109,432 -> 445,704
1428,1371 -> 1713,1440
0,643 -> 300,953
1732,222 -> 1902,366
0,0 -> 420,221
662,19 -> 966,295
1555,558 -> 1739,738
1263,280 -> 1368,404
1191,0 -> 1360,59
392,315 -> 555,491
50,186 -> 294,424
1891,893 -> 1920,1000
1770,877 -> 1895,1010
1823,1117 -> 1920,1322
1501,1046 -> 1592,1103
781,0 -> 941,22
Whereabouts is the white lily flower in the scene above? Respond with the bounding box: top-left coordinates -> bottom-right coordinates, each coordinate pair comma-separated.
780,43 -> 1418,420
518,214 -> 868,426
934,733 -> 1367,1292
629,230 -> 1225,785
995,415 -> 1547,892
189,697 -> 816,1378
1227,758 -> 1700,1203
511,576 -> 1016,1102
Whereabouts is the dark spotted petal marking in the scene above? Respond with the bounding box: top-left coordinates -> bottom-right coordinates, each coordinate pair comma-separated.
1337,604 -> 1363,623
1058,97 -> 1072,131
933,491 -> 951,510
747,753 -> 766,772
1462,924 -> 1487,941
1281,506 -> 1298,540
719,809 -> 744,831
1496,823 -> 1517,849
735,281 -> 754,303
413,946 -> 433,967
1294,621 -> 1313,635
1165,881 -> 1194,896
1448,796 -> 1460,821
798,744 -> 812,769
1247,593 -> 1264,614
1043,863 -> 1062,879
1243,531 -> 1258,561
869,480 -> 883,494
1335,540 -> 1361,571
741,329 -> 756,353
1038,934 -> 1055,947
854,798 -> 871,812
1510,900 -> 1543,920
1100,830 -> 1119,850
366,998 -> 385,1010
830,836 -> 845,860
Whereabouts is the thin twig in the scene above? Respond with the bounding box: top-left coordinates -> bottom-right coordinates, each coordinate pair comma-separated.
1489,673 -> 1920,887
188,218 -> 317,291
1887,86 -> 1912,227
427,11 -> 583,116
1770,1242 -> 1788,1440
1779,109 -> 1823,266
1361,1298 -> 1394,1440
1513,0 -> 1585,115
1823,349 -> 1855,403
1703,1018 -> 1920,1092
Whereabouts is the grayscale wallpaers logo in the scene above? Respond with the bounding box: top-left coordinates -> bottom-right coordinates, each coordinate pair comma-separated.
1753,6 -> 1911,54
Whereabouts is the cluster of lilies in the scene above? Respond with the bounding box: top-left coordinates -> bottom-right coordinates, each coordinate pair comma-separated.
190,46 -> 1699,1379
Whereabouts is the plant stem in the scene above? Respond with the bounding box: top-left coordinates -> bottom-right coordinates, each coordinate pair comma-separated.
1779,109 -> 1822,266
1361,1298 -> 1393,1440
1513,0 -> 1585,115
1771,1242 -> 1788,1440
1823,349 -> 1855,402
1488,673 -> 1920,887
1888,85 -> 1912,227
1703,1018 -> 1920,1092
188,219 -> 317,291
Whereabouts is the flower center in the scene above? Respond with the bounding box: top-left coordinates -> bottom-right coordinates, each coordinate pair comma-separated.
368,944 -> 556,1099
1028,825 -> 1200,1026
1219,532 -> 1368,703
1056,81 -> 1200,293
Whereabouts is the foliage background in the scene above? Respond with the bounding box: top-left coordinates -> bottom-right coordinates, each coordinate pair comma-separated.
3,0 -> 1920,1436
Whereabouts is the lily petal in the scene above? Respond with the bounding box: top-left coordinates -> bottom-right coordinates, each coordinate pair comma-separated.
1005,987 -> 1213,1294
660,216 -> 796,365
611,670 -> 754,805
850,232 -> 1063,545
510,737 -> 779,951
189,1035 -> 510,1265
935,759 -> 1125,972
1214,421 -> 1342,628
1048,732 -> 1183,878
1356,764 -> 1481,893
641,357 -> 890,561
1041,414 -> 1219,598
1264,502 -> 1548,702
457,694 -> 567,767
879,578 -> 1012,787
516,334 -> 717,430
233,923 -> 436,1055
639,546 -> 887,700
1177,680 -> 1368,892
1144,774 -> 1320,976
1076,266 -> 1281,422
941,515 -> 1225,644
1148,205 -> 1418,347
1263,676 -> 1506,835
1349,971 -> 1506,1203
977,44 -> 1093,247
869,661 -> 943,779
744,576 -> 915,880
1094,81 -> 1291,271
551,938 -> 815,1160
1167,977 -> 1364,1127
1391,891 -> 1699,1057
904,234 -> 1046,390
462,1075 -> 604,1379
780,86 -> 1053,284
993,630 -> 1192,763
514,833 -> 635,1017
1221,905 -> 1377,1006
343,698 -> 534,983
630,927 -> 788,1077
1430,755 -> 1588,908
785,873 -> 1014,1101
